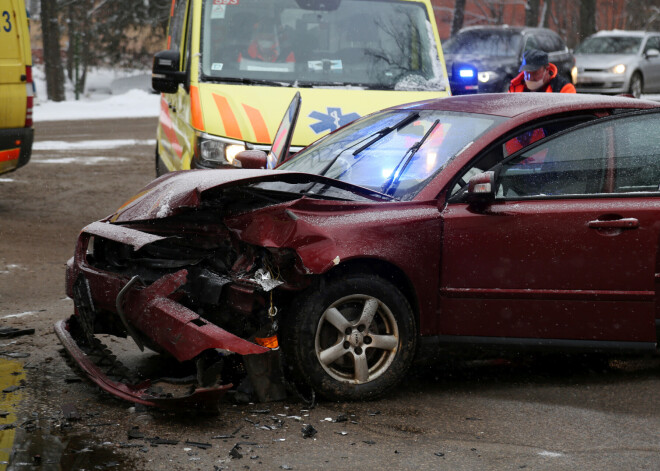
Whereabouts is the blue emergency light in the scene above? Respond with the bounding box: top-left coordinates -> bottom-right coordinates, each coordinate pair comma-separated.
459,68 -> 475,79
450,61 -> 479,95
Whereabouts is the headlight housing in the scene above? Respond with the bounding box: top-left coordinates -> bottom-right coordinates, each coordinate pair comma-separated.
194,132 -> 246,168
608,64 -> 626,74
478,71 -> 498,83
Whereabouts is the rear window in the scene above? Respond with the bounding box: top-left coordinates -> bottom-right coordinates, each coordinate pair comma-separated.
575,36 -> 642,54
444,30 -> 522,57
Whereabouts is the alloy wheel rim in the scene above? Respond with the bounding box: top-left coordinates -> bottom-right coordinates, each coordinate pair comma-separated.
314,294 -> 399,384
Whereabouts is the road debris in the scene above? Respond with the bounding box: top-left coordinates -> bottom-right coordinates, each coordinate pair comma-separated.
185,440 -> 212,450
1,352 -> 30,358
61,403 -> 81,421
301,424 -> 317,439
229,444 -> 243,459
0,327 -> 35,338
147,437 -> 179,446
127,427 -> 145,440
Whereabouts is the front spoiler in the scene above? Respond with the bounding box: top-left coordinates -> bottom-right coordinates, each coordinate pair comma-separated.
55,318 -> 233,407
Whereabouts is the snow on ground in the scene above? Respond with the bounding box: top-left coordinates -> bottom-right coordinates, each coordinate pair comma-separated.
32,66 -> 160,122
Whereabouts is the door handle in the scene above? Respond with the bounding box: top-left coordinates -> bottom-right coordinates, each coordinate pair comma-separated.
587,217 -> 639,229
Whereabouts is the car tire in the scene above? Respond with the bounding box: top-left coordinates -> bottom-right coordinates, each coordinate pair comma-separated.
629,72 -> 643,98
155,146 -> 168,177
281,273 -> 417,401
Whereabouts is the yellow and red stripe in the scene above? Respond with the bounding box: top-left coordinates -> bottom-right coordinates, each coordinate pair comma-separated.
0,148 -> 20,163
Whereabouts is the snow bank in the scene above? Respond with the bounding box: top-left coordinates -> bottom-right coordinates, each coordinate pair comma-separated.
32,66 -> 160,122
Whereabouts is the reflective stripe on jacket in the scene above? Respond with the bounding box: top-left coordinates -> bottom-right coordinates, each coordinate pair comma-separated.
508,63 -> 576,93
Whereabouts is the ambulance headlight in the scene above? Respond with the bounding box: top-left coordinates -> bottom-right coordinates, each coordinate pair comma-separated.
194,132 -> 246,167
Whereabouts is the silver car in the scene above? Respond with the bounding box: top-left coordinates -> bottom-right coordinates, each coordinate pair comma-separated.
575,30 -> 660,98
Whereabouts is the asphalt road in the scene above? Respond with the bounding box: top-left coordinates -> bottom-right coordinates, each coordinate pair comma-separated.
0,117 -> 659,470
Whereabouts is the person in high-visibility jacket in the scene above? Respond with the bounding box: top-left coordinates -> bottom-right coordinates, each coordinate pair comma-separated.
508,49 -> 576,93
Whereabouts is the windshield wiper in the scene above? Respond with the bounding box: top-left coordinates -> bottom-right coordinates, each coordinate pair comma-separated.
351,112 -> 420,157
381,119 -> 440,195
295,80 -> 393,90
203,76 -> 291,87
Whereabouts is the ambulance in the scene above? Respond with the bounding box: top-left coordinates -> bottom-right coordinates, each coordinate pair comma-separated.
0,0 -> 33,175
152,0 -> 450,174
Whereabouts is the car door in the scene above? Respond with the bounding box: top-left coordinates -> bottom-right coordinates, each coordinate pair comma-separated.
439,111 -> 660,347
642,36 -> 660,93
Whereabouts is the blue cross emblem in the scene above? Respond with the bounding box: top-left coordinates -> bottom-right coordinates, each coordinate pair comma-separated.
309,108 -> 361,134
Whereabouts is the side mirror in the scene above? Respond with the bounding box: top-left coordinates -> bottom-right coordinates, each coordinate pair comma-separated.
152,50 -> 187,94
234,150 -> 268,169
466,171 -> 496,206
645,48 -> 660,59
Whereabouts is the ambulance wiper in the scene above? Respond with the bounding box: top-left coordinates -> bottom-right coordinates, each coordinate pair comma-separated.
206,77 -> 291,87
295,81 -> 392,91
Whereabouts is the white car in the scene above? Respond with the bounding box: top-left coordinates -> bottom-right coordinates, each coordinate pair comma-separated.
575,30 -> 660,98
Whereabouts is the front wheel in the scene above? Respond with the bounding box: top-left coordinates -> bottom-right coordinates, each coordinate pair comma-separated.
629,72 -> 643,98
281,274 -> 417,401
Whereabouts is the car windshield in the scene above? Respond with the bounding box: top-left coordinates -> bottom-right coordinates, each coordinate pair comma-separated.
272,109 -> 504,200
443,30 -> 522,56
574,36 -> 643,54
199,0 -> 445,90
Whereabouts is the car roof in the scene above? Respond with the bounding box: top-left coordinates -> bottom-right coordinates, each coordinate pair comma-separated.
592,30 -> 660,38
458,25 -> 554,35
392,93 -> 660,119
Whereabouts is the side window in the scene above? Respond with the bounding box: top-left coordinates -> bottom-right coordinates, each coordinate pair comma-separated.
523,35 -> 539,52
450,117 -> 596,197
535,33 -> 555,53
612,113 -> 660,193
497,123 -> 608,198
183,1 -> 193,71
644,36 -> 660,52
547,33 -> 565,52
169,0 -> 189,55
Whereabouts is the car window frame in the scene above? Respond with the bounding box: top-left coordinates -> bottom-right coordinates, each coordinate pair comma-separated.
644,35 -> 660,53
446,113 -> 602,201
488,108 -> 660,202
521,34 -> 539,55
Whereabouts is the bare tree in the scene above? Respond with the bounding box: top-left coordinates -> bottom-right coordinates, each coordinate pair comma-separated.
451,0 -> 467,36
578,0 -> 597,43
525,0 -> 540,26
40,0 -> 65,101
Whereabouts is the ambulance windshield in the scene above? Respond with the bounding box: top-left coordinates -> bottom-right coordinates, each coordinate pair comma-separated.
200,0 -> 446,90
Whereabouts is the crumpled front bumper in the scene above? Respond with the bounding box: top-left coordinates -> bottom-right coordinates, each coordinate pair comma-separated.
57,222 -> 270,407
55,318 -> 234,407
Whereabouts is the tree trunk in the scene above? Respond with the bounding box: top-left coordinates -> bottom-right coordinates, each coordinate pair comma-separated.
451,0 -> 466,37
579,0 -> 597,43
66,3 -> 74,81
525,0 -> 540,27
540,0 -> 551,27
40,0 -> 65,101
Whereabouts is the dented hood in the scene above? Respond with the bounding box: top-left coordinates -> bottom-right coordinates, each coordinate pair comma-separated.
108,169 -> 385,223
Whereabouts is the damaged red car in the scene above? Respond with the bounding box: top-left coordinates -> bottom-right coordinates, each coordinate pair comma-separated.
57,93 -> 660,407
